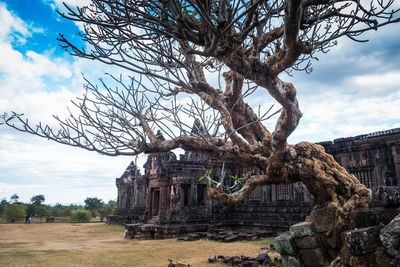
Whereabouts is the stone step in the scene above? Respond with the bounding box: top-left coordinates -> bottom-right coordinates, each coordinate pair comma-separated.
146,216 -> 159,224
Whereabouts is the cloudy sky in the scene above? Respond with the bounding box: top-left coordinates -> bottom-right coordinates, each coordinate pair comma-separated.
0,0 -> 399,205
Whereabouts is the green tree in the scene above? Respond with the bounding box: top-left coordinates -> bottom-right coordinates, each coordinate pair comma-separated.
35,205 -> 48,222
0,198 -> 9,215
71,209 -> 92,223
50,203 -> 67,217
106,200 -> 117,211
4,203 -> 26,223
30,195 -> 45,205
26,204 -> 36,216
98,204 -> 113,222
84,197 -> 103,217
10,194 -> 19,203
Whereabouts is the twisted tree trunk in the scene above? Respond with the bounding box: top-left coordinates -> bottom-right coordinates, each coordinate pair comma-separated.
209,141 -> 370,261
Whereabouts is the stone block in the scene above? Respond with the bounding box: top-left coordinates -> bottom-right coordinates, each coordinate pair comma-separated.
242,260 -> 259,267
354,207 -> 396,227
124,229 -> 133,239
250,234 -> 259,241
308,207 -> 334,233
207,233 -> 216,240
319,232 -> 338,249
208,255 -> 216,263
370,186 -> 400,207
198,232 -> 208,237
298,248 -> 329,267
380,213 -> 400,257
231,256 -> 242,266
281,255 -> 301,267
273,233 -> 297,256
343,226 -> 382,256
220,256 -> 232,264
185,233 -> 202,241
241,256 -> 256,261
290,222 -> 316,238
294,235 -> 321,249
223,234 -> 240,242
255,253 -> 271,264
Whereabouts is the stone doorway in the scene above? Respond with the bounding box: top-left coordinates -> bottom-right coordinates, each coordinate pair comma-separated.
151,189 -> 160,217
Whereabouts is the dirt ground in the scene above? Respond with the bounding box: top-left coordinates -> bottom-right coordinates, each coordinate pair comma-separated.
0,223 -> 275,266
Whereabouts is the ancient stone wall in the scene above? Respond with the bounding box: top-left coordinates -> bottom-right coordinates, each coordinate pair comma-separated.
108,128 -> 400,238
319,128 -> 400,187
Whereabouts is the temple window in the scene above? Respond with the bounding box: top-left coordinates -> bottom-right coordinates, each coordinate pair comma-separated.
276,184 -> 293,200
182,184 -> 191,206
196,184 -> 207,206
351,168 -> 376,188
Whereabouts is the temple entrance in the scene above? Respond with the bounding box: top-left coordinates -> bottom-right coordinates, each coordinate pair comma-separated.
151,189 -> 160,217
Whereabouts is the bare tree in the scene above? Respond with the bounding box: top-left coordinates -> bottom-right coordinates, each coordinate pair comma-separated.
3,0 -> 399,262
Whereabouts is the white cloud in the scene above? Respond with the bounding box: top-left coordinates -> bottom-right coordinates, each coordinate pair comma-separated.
42,0 -> 91,10
0,3 -> 30,41
290,85 -> 400,143
349,71 -> 400,93
0,130 -> 132,204
42,0 -> 91,31
0,3 -> 135,204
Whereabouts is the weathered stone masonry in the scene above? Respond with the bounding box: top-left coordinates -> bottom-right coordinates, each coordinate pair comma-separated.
320,128 -> 400,187
107,128 -> 400,238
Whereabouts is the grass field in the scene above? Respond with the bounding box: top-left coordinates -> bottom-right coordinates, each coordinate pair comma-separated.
0,223 -> 276,266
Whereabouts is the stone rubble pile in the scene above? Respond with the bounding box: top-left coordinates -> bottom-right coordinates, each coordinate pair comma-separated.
208,249 -> 274,266
180,229 -> 262,242
273,186 -> 400,266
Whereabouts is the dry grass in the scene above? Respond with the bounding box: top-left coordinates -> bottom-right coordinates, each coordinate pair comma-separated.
0,223 -> 276,267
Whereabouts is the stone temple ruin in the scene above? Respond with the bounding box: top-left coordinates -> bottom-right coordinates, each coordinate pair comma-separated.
107,128 -> 400,242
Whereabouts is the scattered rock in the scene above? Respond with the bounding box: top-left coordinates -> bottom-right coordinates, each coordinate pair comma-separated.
207,233 -> 216,240
185,233 -> 202,241
220,256 -> 232,264
124,230 -> 132,239
370,186 -> 400,207
242,260 -> 259,267
343,226 -> 382,256
281,255 -> 301,267
380,213 -> 400,257
318,231 -> 338,249
354,207 -> 396,227
208,255 -> 216,263
273,232 -> 297,256
231,256 -> 242,266
298,248 -> 328,267
290,222 -> 316,238
223,234 -> 239,242
294,235 -> 321,249
255,253 -> 271,264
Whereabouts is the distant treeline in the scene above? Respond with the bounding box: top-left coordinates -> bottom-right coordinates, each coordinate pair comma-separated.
0,194 -> 116,223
